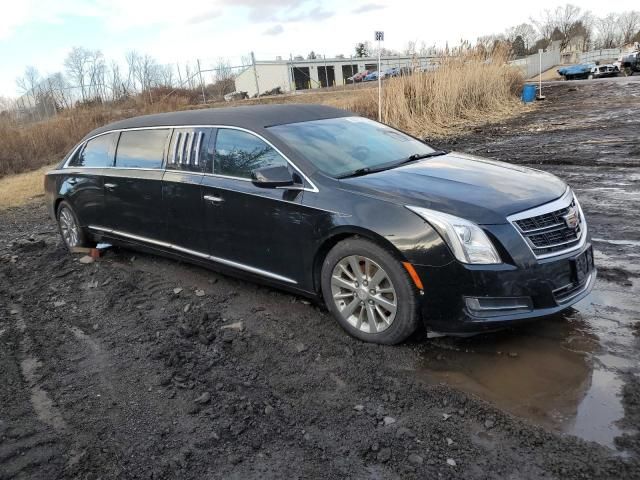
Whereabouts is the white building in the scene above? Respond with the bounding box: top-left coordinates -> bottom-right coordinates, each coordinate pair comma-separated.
234,55 -> 437,97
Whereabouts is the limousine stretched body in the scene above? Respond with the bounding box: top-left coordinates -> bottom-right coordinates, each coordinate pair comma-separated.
45,105 -> 595,344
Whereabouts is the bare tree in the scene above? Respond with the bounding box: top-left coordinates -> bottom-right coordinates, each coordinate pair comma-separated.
619,11 -> 640,45
476,34 -> 507,54
64,47 -> 93,101
158,64 -> 175,88
108,60 -> 127,101
505,23 -> 538,51
403,41 -> 417,56
45,72 -> 71,110
532,4 -> 586,51
16,66 -> 41,107
596,13 -> 622,49
214,58 -> 233,83
0,96 -> 16,112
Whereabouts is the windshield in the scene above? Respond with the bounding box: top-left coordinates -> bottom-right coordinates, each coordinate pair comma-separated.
268,117 -> 435,178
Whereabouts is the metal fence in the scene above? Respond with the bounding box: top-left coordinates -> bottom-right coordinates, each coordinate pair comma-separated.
579,48 -> 624,63
510,49 -> 561,79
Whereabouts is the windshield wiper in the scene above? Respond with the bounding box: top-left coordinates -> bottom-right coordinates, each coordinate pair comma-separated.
400,150 -> 448,164
337,150 -> 448,179
337,165 -> 386,179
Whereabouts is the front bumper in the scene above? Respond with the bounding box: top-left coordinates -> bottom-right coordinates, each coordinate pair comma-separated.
414,242 -> 596,335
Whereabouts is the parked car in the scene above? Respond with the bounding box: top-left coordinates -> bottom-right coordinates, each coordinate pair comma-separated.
591,64 -> 620,78
557,63 -> 596,80
363,71 -> 383,82
46,105 -> 595,344
347,70 -> 370,83
384,67 -> 401,77
557,63 -> 619,80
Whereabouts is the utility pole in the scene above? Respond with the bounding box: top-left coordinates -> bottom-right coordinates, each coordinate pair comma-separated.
375,31 -> 384,121
197,59 -> 206,104
288,53 -> 293,92
251,51 -> 260,97
176,62 -> 183,87
537,49 -> 545,100
321,55 -> 328,88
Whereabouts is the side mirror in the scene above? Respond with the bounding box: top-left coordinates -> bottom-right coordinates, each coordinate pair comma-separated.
251,165 -> 295,188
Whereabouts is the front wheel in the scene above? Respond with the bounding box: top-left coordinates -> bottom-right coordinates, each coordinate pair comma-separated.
321,238 -> 420,344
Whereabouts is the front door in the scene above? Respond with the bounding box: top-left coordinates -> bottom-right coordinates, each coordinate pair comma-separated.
103,128 -> 171,242
201,128 -> 315,286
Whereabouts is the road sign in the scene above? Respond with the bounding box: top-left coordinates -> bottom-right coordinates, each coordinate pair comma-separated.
375,31 -> 384,41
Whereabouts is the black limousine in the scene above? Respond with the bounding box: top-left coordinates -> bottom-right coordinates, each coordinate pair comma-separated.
45,104 -> 595,344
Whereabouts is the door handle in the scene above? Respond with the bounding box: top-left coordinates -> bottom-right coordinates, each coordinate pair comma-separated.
104,183 -> 118,190
67,178 -> 78,185
203,194 -> 224,204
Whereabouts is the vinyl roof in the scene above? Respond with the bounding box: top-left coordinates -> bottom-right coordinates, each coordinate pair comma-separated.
84,104 -> 353,140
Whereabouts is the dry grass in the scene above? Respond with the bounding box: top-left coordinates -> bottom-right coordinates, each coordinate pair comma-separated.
328,49 -> 525,138
0,93 -> 199,178
1,49 -> 525,208
0,164 -> 52,209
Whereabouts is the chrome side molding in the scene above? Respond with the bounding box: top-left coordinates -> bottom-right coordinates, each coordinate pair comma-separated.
88,225 -> 297,284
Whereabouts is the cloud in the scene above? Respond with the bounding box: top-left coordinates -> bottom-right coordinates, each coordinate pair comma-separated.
351,3 -> 386,14
284,6 -> 334,22
263,24 -> 284,35
188,9 -> 222,24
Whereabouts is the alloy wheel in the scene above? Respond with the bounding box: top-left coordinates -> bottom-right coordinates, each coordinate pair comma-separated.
330,255 -> 398,333
59,207 -> 80,248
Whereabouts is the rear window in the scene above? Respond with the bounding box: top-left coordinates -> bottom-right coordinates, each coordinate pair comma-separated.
68,133 -> 117,168
115,129 -> 170,169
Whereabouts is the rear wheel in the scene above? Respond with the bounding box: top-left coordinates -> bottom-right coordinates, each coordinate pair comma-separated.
56,201 -> 94,250
321,238 -> 420,344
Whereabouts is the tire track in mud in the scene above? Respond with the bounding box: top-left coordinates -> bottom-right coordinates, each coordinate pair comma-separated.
0,304 -> 67,480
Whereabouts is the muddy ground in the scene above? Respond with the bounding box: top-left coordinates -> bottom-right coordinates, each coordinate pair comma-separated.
1,79 -> 640,479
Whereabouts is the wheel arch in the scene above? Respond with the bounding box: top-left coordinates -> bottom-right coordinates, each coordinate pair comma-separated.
54,197 -> 65,218
311,226 -> 407,296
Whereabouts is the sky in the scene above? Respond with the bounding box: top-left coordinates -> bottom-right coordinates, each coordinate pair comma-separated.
1,0 -> 638,97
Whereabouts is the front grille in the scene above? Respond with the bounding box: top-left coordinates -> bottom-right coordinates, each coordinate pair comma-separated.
509,192 -> 585,258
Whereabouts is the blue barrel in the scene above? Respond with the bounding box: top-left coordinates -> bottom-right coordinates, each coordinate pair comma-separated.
521,84 -> 537,103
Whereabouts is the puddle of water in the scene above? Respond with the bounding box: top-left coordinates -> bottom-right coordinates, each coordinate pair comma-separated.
418,281 -> 640,451
592,238 -> 640,248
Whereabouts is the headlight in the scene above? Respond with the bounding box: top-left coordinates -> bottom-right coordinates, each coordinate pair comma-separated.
406,206 -> 501,264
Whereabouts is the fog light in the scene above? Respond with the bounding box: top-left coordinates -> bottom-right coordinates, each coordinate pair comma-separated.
465,296 -> 533,317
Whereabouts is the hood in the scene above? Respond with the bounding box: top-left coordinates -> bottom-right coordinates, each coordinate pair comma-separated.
341,151 -> 567,224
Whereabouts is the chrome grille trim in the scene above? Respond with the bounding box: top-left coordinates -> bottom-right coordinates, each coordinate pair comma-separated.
194,132 -> 203,166
507,188 -> 587,259
186,132 -> 195,165
171,132 -> 181,164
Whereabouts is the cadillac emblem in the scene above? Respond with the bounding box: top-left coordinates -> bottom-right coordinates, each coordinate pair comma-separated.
563,207 -> 579,229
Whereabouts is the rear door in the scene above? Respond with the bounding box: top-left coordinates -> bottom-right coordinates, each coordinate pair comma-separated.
64,132 -> 118,228
162,127 -> 213,254
103,128 -> 171,241
201,127 -> 314,285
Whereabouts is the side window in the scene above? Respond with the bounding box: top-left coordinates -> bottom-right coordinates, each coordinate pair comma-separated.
68,133 -> 117,168
167,128 -> 209,172
115,129 -> 170,169
214,129 -> 287,179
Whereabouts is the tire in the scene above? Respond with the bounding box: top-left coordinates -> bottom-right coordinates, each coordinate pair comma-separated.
56,201 -> 94,250
321,238 -> 420,345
